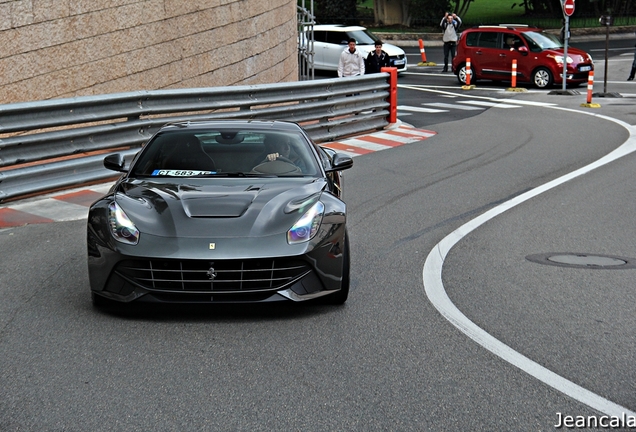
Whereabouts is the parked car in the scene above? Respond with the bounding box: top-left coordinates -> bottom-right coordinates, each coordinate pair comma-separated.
87,120 -> 353,307
452,25 -> 594,88
303,24 -> 407,73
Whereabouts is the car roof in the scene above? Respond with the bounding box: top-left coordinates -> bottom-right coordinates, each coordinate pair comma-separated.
159,119 -> 303,132
312,24 -> 367,32
467,24 -> 541,32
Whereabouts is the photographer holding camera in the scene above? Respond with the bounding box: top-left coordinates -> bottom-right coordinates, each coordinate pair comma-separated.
440,12 -> 462,72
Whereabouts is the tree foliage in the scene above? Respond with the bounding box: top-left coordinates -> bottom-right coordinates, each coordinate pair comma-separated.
373,0 -> 450,27
511,0 -> 633,16
312,0 -> 358,24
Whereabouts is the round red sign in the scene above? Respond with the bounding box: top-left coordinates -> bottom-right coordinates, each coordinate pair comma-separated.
563,0 -> 575,17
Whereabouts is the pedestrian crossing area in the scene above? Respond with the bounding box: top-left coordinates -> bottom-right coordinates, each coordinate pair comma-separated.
398,98 -> 556,114
0,124 -> 436,228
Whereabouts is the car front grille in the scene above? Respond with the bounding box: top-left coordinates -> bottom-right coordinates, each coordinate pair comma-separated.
114,258 -> 311,293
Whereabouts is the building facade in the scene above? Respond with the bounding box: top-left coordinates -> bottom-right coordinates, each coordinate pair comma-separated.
0,0 -> 298,103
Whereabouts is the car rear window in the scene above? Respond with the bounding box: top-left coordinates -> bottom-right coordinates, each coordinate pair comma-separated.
466,31 -> 499,48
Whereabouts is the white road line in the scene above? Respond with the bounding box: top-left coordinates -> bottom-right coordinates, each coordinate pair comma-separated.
423,102 -> 484,110
423,108 -> 636,418
393,128 -> 437,139
336,138 -> 393,151
398,105 -> 447,113
458,100 -> 521,108
375,132 -> 434,142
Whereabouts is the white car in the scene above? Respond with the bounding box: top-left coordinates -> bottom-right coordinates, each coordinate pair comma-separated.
303,24 -> 407,73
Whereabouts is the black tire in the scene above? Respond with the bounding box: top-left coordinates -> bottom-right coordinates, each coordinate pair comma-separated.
532,67 -> 553,88
323,233 -> 350,305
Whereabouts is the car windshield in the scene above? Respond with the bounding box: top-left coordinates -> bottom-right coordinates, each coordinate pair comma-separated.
131,128 -> 320,178
523,31 -> 562,50
346,29 -> 378,45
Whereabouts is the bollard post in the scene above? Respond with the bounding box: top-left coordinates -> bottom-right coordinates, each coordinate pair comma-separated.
417,39 -> 436,66
381,67 -> 398,123
465,59 -> 471,85
586,70 -> 594,103
419,39 -> 427,63
580,70 -> 601,108
505,59 -> 527,92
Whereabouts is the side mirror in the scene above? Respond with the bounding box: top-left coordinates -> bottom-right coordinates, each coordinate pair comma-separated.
103,153 -> 127,172
518,46 -> 529,56
325,153 -> 353,172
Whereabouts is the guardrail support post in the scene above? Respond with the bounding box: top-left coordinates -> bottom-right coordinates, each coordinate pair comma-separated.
381,67 -> 397,124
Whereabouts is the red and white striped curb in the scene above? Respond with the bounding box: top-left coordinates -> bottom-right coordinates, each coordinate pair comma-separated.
0,124 -> 436,228
322,124 -> 436,156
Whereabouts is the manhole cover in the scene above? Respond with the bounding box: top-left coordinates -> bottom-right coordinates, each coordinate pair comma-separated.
526,253 -> 636,269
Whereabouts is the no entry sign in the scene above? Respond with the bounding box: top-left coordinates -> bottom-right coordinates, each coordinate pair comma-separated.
563,0 -> 575,17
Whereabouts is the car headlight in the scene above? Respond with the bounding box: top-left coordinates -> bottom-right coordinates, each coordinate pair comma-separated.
108,201 -> 140,245
287,201 -> 324,244
551,55 -> 573,64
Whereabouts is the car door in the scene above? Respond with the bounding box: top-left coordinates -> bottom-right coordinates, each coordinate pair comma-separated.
497,32 -> 527,82
474,31 -> 510,81
311,30 -> 328,70
323,31 -> 348,72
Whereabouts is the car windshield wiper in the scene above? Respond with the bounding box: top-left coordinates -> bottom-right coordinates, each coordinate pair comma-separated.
201,172 -> 277,178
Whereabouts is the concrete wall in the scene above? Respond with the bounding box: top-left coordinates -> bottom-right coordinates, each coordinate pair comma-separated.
0,0 -> 298,104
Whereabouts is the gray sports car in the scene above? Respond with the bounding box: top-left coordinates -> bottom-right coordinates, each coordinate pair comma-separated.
87,120 -> 353,307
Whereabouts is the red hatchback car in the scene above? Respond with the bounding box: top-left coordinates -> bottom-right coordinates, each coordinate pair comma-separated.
452,25 -> 594,88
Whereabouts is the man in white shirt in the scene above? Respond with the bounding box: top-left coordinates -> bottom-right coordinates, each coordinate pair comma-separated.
440,12 -> 462,72
338,38 -> 365,77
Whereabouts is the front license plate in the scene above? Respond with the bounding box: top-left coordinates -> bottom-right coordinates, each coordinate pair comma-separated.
393,59 -> 405,66
579,65 -> 591,72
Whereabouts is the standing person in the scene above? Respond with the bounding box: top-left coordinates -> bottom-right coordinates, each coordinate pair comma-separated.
338,38 -> 365,77
440,12 -> 462,72
365,40 -> 391,74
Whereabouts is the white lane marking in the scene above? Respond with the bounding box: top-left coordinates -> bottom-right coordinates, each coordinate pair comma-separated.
376,131 -> 436,141
423,108 -> 636,417
398,105 -> 447,113
424,102 -> 484,110
337,138 -> 393,152
458,100 -> 521,108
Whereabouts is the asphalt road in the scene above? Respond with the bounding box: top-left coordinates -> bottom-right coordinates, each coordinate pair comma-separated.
1,39 -> 636,431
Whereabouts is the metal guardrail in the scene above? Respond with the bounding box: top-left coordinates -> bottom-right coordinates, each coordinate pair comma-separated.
0,74 -> 393,202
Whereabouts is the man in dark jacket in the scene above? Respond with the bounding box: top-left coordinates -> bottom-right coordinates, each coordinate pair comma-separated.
366,41 -> 391,74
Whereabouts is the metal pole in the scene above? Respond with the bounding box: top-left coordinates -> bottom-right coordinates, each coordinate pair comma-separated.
603,23 -> 609,94
562,15 -> 569,91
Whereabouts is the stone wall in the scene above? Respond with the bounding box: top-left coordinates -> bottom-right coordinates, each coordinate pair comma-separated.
0,0 -> 298,104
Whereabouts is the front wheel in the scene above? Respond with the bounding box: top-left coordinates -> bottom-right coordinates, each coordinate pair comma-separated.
533,67 -> 553,88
